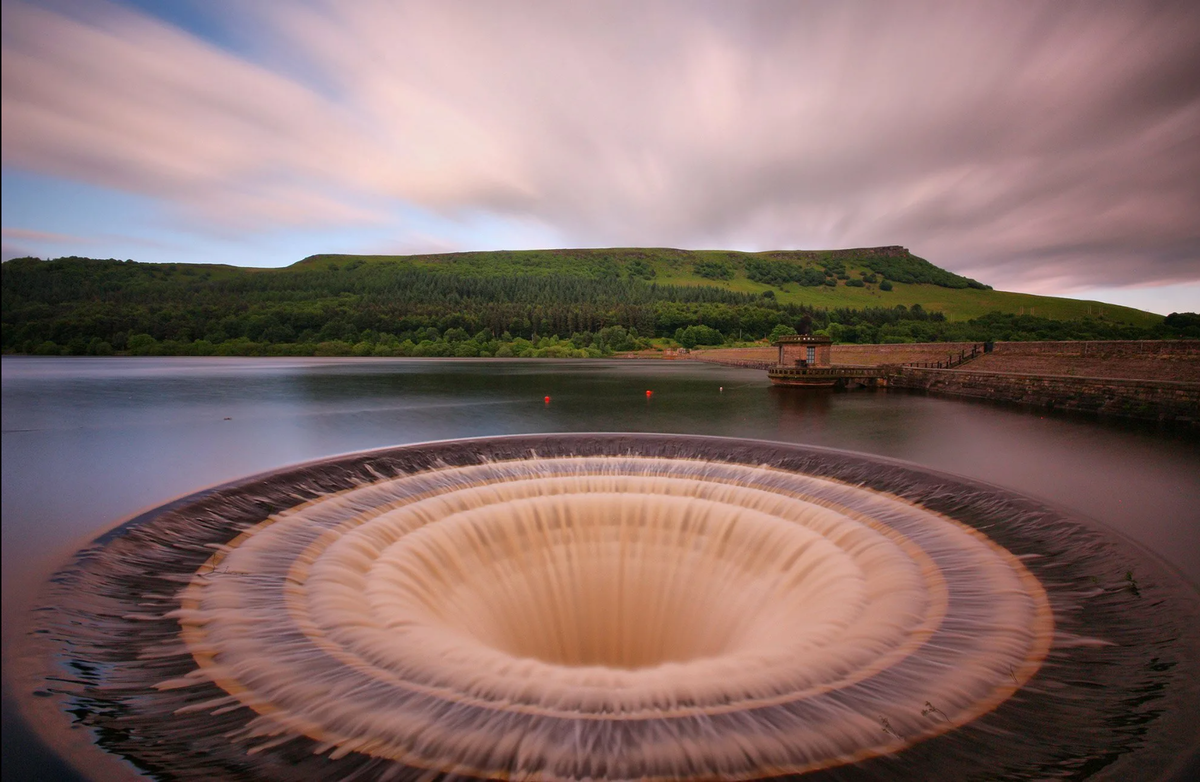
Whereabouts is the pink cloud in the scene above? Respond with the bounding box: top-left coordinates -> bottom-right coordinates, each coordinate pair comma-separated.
1,227 -> 90,243
2,0 -> 1197,291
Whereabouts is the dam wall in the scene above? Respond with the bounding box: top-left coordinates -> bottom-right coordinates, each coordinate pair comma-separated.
991,340 -> 1200,357
689,339 -> 1199,422
887,366 -> 1200,423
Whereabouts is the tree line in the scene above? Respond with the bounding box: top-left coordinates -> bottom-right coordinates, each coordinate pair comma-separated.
2,256 -> 1194,357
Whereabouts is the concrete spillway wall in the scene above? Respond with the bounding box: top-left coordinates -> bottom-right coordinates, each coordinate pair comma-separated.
888,366 -> 1200,424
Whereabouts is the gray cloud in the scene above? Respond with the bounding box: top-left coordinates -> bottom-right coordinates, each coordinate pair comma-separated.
2,0 -> 1198,292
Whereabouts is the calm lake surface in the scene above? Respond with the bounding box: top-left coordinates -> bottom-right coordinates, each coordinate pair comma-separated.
3,356 -> 1199,779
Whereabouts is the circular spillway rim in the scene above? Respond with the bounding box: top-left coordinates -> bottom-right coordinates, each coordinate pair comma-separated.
171,450 -> 1052,779
17,433 -> 1200,782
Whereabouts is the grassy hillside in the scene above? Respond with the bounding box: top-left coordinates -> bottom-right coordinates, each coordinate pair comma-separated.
296,247 -> 1160,326
3,247 -> 1184,357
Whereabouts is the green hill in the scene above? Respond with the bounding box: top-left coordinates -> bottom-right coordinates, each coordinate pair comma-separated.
1,247 -> 1184,357
292,246 -> 1158,326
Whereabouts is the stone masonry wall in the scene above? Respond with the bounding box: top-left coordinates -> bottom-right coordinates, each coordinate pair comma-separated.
992,340 -> 1200,357
888,367 -> 1200,424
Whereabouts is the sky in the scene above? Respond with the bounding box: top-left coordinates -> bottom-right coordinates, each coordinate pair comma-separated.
2,0 -> 1198,314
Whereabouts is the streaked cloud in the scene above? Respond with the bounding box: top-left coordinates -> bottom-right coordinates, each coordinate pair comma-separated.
2,226 -> 89,243
2,0 -> 1198,299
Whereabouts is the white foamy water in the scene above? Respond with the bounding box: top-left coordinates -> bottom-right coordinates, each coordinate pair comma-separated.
166,456 -> 1052,779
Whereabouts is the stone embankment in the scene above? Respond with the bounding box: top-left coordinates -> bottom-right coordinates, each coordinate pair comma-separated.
888,367 -> 1199,423
691,340 -> 1200,424
970,340 -> 1200,383
688,353 -> 775,370
992,340 -> 1198,357
890,341 -> 1199,423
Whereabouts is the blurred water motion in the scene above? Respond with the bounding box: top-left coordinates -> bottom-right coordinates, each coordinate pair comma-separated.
3,358 -> 1199,780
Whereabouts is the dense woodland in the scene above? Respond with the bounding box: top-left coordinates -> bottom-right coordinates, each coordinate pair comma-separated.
2,254 -> 1195,357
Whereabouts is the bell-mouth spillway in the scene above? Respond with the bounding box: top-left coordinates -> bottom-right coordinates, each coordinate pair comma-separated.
15,434 -> 1200,781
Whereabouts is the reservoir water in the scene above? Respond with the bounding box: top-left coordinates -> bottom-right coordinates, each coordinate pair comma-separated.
2,356 -> 1198,780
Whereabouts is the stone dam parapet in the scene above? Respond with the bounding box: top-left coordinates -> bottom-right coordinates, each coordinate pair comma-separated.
888,366 -> 1200,423
991,340 -> 1200,357
683,340 -> 1199,423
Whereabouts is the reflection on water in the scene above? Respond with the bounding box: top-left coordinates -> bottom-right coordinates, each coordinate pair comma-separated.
2,356 -> 1199,780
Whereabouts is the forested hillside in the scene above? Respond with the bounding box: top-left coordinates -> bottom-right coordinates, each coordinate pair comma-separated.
2,249 -> 1190,357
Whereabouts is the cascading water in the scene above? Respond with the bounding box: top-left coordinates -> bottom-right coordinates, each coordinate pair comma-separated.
15,434 -> 1200,781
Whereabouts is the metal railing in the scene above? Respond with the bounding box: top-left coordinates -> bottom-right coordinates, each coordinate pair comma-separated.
902,344 -> 984,370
